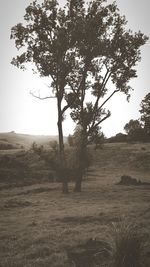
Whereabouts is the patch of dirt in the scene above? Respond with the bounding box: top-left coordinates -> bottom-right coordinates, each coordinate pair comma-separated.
3,199 -> 32,208
16,186 -> 58,196
54,215 -> 119,225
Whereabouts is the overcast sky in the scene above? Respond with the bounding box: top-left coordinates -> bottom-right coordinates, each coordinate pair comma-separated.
0,0 -> 150,137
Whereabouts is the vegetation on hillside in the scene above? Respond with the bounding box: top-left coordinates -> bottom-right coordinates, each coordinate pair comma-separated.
2,0 -> 149,264
0,141 -> 150,266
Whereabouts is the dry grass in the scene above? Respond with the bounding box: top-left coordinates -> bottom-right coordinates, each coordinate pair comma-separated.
0,142 -> 150,266
106,218 -> 144,267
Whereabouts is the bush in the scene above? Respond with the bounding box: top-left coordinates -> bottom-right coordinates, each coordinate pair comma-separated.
107,218 -> 143,267
49,140 -> 59,153
0,142 -> 17,150
107,133 -> 127,143
67,134 -> 74,147
31,142 -> 44,155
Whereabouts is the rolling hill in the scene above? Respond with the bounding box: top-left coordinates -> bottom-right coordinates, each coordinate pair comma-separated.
0,131 -> 62,149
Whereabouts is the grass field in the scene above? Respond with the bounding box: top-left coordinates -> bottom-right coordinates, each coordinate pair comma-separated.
0,140 -> 150,266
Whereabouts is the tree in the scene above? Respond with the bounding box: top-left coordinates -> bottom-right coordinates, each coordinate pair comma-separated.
11,0 -> 148,193
10,0 -> 87,193
124,119 -> 144,141
124,119 -> 142,134
124,93 -> 150,142
67,0 -> 148,191
140,92 -> 150,137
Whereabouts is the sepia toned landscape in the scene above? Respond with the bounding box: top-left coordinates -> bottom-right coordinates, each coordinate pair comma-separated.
1,0 -> 150,266
0,132 -> 150,266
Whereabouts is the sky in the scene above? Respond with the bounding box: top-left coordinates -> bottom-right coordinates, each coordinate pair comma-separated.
0,0 -> 150,137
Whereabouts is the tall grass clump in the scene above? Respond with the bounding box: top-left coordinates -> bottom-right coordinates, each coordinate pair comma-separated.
107,218 -> 143,267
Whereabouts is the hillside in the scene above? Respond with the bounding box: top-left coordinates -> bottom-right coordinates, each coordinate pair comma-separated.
93,142 -> 150,173
0,132 -> 62,149
0,139 -> 150,188
0,141 -> 150,266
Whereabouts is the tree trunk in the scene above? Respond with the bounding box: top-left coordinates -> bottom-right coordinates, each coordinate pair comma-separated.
57,99 -> 69,194
74,72 -> 87,192
62,179 -> 69,193
74,169 -> 83,192
74,132 -> 87,192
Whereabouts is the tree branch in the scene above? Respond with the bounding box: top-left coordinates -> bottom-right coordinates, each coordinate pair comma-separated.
62,103 -> 70,115
93,112 -> 111,129
88,112 -> 111,135
30,91 -> 56,100
89,71 -> 111,132
93,70 -> 111,112
98,88 -> 120,110
88,88 -> 119,135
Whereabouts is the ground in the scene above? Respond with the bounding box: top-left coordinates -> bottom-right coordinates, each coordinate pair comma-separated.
0,141 -> 150,266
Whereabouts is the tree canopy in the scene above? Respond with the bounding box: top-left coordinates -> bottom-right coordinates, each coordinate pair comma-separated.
65,0 -> 148,142
124,119 -> 144,142
124,93 -> 150,142
124,119 -> 142,135
11,0 -> 148,124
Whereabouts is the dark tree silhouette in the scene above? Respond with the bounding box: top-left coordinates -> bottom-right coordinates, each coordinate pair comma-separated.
124,119 -> 142,135
124,93 -> 150,142
124,119 -> 144,142
140,92 -> 150,137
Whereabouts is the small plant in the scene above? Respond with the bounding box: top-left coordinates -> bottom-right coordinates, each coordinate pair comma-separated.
49,140 -> 58,154
107,218 -> 143,267
31,142 -> 44,155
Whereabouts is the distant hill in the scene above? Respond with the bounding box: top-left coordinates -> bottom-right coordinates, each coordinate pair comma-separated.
0,132 -> 65,149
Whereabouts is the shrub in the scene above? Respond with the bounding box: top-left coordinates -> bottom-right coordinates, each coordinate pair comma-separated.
107,218 -> 143,267
49,140 -> 59,153
31,142 -> 44,155
107,133 -> 127,143
0,142 -> 17,150
67,134 -> 74,147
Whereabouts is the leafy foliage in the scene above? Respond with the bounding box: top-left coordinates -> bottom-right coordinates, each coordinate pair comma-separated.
124,93 -> 150,142
66,0 -> 148,147
140,92 -> 150,136
88,126 -> 105,149
11,0 -> 148,134
124,119 -> 142,134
